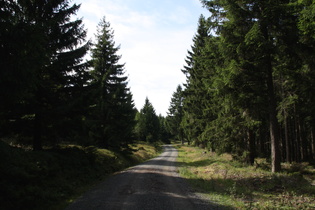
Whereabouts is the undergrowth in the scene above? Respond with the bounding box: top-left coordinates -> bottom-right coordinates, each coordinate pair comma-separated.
0,141 -> 160,210
176,145 -> 315,209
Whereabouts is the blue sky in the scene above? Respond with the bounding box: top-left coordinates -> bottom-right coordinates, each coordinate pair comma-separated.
73,0 -> 208,115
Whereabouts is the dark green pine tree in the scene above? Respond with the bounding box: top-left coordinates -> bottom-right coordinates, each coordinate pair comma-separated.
158,114 -> 171,143
0,0 -> 36,138
0,0 -> 35,110
89,17 -> 136,149
166,85 -> 184,144
181,14 -> 210,146
201,0 -> 311,170
201,0 -> 282,170
295,0 -> 315,162
135,97 -> 160,142
0,0 -> 90,150
32,0 -> 91,150
203,1 -> 266,163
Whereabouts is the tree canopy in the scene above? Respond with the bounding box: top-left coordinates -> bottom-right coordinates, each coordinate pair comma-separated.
0,1 -> 136,151
87,17 -> 136,149
172,0 -> 315,172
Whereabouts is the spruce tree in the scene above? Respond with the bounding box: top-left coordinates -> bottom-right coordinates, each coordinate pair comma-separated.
0,0 -> 35,137
296,0 -> 315,161
199,0 -> 315,170
89,17 -> 135,149
201,0 -> 283,171
0,0 -> 90,150
136,98 -> 160,142
158,115 -> 171,143
167,85 -> 184,144
181,15 -> 210,146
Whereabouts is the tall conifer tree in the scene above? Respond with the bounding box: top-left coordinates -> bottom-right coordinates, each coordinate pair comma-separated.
136,98 -> 160,142
181,15 -> 210,146
167,85 -> 184,144
89,17 -> 135,149
0,0 -> 90,150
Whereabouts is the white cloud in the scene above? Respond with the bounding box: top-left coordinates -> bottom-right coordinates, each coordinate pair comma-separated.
74,0 -> 205,115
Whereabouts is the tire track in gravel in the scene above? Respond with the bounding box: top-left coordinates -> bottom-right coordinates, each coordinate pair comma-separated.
66,145 -> 223,210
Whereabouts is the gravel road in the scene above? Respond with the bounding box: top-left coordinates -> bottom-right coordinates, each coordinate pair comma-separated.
66,145 -> 222,210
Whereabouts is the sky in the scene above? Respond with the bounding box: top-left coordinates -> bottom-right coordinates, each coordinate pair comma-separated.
73,0 -> 208,116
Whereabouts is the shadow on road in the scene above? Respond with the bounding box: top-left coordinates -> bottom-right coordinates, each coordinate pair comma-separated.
66,145 -> 232,210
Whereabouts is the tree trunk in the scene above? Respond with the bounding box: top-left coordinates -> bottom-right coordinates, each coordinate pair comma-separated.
284,110 -> 291,163
266,53 -> 281,172
299,121 -> 308,161
261,19 -> 281,172
294,107 -> 301,162
248,129 -> 256,165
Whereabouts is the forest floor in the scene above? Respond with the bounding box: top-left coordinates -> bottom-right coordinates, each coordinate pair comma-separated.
176,145 -> 315,209
0,140 -> 162,210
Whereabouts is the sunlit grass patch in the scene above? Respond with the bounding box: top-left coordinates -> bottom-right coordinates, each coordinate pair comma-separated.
176,145 -> 315,209
130,142 -> 159,162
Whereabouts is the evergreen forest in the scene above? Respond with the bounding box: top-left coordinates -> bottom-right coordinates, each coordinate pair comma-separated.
167,0 -> 315,173
0,0 -> 168,151
1,0 -> 315,208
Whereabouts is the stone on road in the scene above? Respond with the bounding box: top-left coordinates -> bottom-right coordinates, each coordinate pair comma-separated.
66,145 -> 217,210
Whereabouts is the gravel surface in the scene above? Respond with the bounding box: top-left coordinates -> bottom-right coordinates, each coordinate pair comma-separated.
66,145 -> 223,210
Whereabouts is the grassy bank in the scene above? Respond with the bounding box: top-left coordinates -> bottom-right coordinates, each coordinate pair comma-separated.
176,145 -> 315,209
0,141 -> 161,210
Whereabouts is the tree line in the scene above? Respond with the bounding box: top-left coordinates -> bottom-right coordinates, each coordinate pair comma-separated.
3,0 -> 314,173
166,0 -> 315,172
0,0 -> 168,151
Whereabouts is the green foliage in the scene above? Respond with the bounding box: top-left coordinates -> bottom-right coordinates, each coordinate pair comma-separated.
158,115 -> 171,143
179,0 -> 315,171
0,2 -> 136,152
181,15 -> 211,146
76,17 -> 136,149
166,85 -> 184,143
135,98 -> 160,142
0,0 -> 91,150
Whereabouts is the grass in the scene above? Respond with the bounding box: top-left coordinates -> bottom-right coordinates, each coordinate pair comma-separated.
176,145 -> 315,209
0,141 -> 161,210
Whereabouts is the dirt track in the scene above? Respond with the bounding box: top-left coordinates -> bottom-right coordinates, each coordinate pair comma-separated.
66,145 -> 221,210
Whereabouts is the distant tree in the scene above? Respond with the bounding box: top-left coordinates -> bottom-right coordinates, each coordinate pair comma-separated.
136,98 -> 160,142
158,115 -> 171,143
88,17 -> 136,149
167,85 -> 184,144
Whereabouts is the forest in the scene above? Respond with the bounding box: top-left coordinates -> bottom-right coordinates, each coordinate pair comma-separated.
1,0 -> 315,209
0,0 -> 169,152
0,1 -> 169,208
167,0 -> 315,173
1,0 -> 315,182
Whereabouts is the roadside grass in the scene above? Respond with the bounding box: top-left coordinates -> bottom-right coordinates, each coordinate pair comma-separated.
176,145 -> 315,209
0,141 -> 161,210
